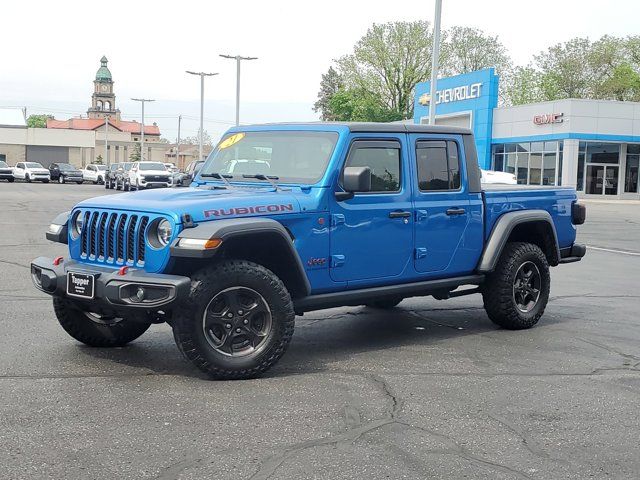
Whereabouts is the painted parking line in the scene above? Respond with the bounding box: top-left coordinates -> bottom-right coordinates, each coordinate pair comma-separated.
587,246 -> 640,256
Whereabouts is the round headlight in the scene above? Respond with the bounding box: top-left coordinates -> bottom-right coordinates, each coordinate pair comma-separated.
74,213 -> 84,237
156,219 -> 172,246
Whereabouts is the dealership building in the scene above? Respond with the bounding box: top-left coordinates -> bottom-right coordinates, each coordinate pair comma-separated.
414,68 -> 640,198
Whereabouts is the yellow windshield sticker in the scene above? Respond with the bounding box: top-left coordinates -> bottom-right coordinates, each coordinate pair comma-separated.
218,133 -> 245,149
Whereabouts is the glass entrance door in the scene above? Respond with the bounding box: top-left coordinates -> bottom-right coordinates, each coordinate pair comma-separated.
586,165 -> 619,195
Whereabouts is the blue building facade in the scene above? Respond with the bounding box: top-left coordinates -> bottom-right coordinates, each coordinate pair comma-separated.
413,68 -> 499,169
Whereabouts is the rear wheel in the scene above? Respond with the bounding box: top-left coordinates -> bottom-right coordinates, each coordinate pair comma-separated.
172,260 -> 295,380
482,242 -> 550,330
53,297 -> 151,347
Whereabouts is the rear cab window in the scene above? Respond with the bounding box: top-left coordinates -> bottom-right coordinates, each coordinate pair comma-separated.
415,140 -> 462,192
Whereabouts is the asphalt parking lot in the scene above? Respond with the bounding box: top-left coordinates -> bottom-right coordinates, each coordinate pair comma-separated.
1,182 -> 639,480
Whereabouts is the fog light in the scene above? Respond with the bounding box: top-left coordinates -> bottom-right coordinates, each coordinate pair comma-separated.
136,287 -> 145,302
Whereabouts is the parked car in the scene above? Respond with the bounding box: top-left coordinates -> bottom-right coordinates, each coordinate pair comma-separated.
0,160 -> 14,182
175,160 -> 204,187
481,169 -> 517,185
32,123 -> 587,380
115,162 -> 133,190
13,162 -> 50,183
105,163 -> 120,189
128,161 -> 172,190
49,163 -> 84,184
164,163 -> 179,173
82,164 -> 107,184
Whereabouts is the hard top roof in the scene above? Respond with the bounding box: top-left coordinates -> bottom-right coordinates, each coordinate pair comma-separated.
242,122 -> 472,135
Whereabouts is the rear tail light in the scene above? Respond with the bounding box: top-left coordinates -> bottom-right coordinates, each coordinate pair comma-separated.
572,202 -> 586,225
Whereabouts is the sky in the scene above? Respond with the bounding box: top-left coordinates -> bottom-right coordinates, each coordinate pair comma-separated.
2,0 -> 639,142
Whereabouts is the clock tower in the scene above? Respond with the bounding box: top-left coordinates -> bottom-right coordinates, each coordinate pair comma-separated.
88,56 -> 120,120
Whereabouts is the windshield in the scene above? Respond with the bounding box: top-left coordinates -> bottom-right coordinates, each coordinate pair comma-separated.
138,162 -> 166,171
26,162 -> 44,168
122,162 -> 133,171
58,164 -> 75,171
96,165 -> 106,171
200,131 -> 339,184
0,161 -> 7,168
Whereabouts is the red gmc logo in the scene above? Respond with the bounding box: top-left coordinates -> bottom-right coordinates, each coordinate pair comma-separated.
533,113 -> 564,125
203,204 -> 294,218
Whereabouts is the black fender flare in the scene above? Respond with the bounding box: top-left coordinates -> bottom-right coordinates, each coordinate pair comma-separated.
170,217 -> 311,297
477,210 -> 560,273
46,211 -> 70,244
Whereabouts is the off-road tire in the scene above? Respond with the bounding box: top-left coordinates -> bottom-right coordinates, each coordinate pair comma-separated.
482,242 -> 550,330
172,260 -> 295,380
53,297 -> 151,347
366,297 -> 403,309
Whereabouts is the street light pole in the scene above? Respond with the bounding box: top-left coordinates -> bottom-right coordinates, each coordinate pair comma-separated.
186,71 -> 218,161
176,114 -> 182,168
428,0 -> 443,126
131,98 -> 155,161
104,116 -> 109,167
219,54 -> 258,126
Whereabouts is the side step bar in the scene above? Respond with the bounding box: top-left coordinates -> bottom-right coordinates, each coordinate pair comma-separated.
294,274 -> 485,313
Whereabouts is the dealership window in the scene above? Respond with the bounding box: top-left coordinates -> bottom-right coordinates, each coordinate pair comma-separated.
625,144 -> 640,193
579,142 -> 621,195
492,141 -> 560,185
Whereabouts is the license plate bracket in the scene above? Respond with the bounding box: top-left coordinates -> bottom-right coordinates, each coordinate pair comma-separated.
67,272 -> 95,299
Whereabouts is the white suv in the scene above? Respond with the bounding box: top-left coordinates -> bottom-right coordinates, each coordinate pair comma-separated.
128,161 -> 172,190
13,162 -> 50,183
82,164 -> 107,184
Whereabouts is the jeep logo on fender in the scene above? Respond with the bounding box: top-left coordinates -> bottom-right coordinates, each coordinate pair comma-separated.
203,204 -> 294,218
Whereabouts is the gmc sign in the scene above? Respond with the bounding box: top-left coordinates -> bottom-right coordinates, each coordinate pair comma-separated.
533,113 -> 564,125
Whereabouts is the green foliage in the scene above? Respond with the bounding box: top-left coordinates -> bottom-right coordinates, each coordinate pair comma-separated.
95,155 -> 103,164
27,114 -> 53,128
181,129 -> 213,147
129,143 -> 141,162
317,21 -> 511,122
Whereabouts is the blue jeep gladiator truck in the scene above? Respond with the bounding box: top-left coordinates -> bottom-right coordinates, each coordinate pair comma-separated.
31,123 -> 586,379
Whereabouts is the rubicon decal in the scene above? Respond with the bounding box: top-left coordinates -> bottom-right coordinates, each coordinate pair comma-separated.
204,204 -> 295,218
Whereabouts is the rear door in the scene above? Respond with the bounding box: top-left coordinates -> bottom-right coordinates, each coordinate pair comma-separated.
329,135 -> 414,283
410,136 -> 476,275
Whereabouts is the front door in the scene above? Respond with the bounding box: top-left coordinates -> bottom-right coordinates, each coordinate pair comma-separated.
329,136 -> 414,283
586,165 -> 619,195
410,136 -> 479,275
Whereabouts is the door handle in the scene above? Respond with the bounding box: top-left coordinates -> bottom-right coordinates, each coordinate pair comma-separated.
446,208 -> 466,216
389,211 -> 411,218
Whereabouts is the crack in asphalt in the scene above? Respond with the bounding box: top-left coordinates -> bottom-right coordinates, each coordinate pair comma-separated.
488,413 -> 551,460
0,258 -> 30,269
247,373 -> 532,480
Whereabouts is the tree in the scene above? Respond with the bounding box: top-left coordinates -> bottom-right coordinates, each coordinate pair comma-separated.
27,114 -> 53,128
95,155 -> 103,165
500,66 -> 544,105
442,26 -> 510,77
336,21 -> 434,120
129,143 -> 141,162
313,67 -> 344,120
315,21 -> 511,121
181,129 -> 213,147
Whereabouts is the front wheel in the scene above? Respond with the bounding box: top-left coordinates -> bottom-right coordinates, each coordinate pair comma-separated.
25,174 -> 31,183
53,297 -> 151,347
7,177 -> 14,183
482,242 -> 550,330
172,260 -> 295,380
58,176 -> 65,184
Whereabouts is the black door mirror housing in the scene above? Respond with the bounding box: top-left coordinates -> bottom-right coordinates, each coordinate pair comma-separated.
336,166 -> 372,201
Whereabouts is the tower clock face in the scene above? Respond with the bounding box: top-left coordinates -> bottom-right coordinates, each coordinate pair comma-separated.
101,84 -> 108,92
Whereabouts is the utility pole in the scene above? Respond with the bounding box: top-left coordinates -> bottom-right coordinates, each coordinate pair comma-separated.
428,0 -> 443,126
176,114 -> 182,168
104,116 -> 109,166
131,98 -> 155,161
186,71 -> 218,162
219,54 -> 258,126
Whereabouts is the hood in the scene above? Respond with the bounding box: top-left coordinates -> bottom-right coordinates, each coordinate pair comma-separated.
139,170 -> 170,176
29,168 -> 49,174
76,186 -> 304,223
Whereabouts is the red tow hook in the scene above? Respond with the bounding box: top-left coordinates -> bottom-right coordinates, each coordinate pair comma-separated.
53,256 -> 64,266
117,266 -> 129,276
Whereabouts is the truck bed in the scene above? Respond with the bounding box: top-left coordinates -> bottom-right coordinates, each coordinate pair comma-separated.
482,185 -> 577,250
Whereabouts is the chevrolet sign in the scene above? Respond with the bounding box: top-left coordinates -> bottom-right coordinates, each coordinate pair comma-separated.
418,82 -> 483,106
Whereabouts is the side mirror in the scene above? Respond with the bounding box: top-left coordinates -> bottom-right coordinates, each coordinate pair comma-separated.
336,166 -> 371,201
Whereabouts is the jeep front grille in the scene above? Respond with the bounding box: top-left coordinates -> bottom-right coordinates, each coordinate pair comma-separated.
80,210 -> 149,266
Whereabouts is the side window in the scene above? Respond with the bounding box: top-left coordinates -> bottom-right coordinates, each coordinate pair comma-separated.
344,140 -> 401,193
416,140 -> 461,191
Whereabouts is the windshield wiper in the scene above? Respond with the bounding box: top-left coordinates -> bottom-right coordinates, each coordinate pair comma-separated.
242,174 -> 289,191
200,172 -> 234,188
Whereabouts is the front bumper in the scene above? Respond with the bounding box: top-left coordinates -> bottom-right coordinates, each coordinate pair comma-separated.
30,256 -> 190,312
